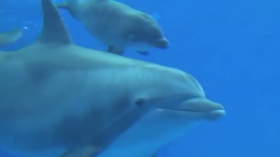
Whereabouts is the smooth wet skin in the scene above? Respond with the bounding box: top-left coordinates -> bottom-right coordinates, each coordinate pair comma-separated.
0,0 -> 225,157
95,89 -> 225,157
56,0 -> 169,56
151,38 -> 169,49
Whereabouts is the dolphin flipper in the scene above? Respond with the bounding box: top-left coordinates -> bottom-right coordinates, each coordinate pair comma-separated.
136,50 -> 150,56
107,46 -> 150,56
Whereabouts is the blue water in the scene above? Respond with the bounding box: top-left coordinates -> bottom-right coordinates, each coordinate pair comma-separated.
1,0 -> 280,157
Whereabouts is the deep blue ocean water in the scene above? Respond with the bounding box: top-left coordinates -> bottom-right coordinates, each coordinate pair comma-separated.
1,0 -> 279,156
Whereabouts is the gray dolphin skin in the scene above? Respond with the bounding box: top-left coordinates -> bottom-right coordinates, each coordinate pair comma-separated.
0,28 -> 22,47
56,0 -> 169,56
0,0 -> 225,157
94,99 -> 225,157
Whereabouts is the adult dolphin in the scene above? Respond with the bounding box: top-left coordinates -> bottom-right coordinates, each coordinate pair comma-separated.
56,0 -> 169,56
0,0 -> 225,157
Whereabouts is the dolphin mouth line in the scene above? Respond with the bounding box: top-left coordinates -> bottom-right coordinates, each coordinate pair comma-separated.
160,108 -> 225,114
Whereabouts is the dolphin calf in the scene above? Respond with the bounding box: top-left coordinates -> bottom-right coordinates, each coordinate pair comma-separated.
0,28 -> 22,47
0,0 -> 225,157
56,0 -> 169,56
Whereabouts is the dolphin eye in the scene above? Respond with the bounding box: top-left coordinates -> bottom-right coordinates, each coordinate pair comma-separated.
135,98 -> 145,106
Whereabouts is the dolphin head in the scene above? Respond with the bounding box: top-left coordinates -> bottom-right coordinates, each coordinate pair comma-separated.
126,13 -> 169,50
125,64 -> 223,115
123,63 -> 226,126
145,67 -> 226,121
138,65 -> 226,121
95,64 -> 226,157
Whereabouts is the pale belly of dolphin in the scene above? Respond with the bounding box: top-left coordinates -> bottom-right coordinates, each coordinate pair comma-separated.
97,109 -> 201,157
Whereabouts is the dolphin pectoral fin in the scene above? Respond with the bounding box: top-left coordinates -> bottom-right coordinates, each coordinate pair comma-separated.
107,46 -> 124,55
134,43 -> 150,56
136,50 -> 150,56
59,144 -> 103,157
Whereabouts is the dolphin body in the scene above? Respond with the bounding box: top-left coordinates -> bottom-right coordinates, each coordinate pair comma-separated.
0,0 -> 225,157
56,0 -> 169,56
0,28 -> 22,47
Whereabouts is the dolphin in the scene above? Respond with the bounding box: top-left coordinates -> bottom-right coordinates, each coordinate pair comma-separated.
0,28 -> 22,47
0,0 -> 225,157
56,0 -> 169,56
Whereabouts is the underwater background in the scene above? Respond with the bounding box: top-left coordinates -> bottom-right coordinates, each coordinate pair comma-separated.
0,0 -> 279,156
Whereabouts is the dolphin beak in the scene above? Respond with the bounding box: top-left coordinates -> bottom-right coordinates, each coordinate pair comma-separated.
162,98 -> 226,121
152,37 -> 169,49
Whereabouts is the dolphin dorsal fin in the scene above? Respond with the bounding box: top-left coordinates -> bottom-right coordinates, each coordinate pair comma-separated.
37,0 -> 71,45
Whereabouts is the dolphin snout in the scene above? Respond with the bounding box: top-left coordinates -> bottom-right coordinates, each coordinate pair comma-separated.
185,98 -> 226,121
163,98 -> 226,121
152,37 -> 169,49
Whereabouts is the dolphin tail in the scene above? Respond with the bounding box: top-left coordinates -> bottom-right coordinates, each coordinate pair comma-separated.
0,28 -> 22,47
